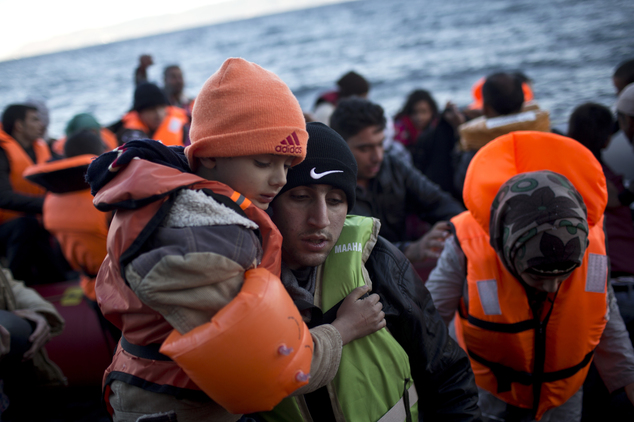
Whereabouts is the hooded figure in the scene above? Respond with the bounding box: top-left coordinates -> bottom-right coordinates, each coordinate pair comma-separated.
426,131 -> 634,421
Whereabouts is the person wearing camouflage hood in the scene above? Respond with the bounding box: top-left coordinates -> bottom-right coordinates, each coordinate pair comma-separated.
426,131 -> 634,422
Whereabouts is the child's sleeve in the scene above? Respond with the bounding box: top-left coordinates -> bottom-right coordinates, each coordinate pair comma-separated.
125,224 -> 261,334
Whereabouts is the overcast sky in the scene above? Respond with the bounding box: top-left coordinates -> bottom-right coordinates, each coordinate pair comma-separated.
0,0 -> 349,61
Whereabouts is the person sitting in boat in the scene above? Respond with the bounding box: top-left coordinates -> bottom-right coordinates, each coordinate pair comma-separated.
163,65 -> 195,113
393,89 -> 439,151
258,122 -> 481,422
426,131 -> 634,421
0,266 -> 66,420
114,82 -> 190,146
0,104 -> 71,285
51,113 -> 118,157
24,129 -> 120,347
312,70 -> 370,126
330,97 -> 464,266
567,101 -> 634,419
454,72 -> 550,201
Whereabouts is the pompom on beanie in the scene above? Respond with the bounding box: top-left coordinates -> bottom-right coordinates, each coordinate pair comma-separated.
185,58 -> 308,170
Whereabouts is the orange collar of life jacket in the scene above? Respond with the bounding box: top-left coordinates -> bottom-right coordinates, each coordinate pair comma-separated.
462,131 -> 607,234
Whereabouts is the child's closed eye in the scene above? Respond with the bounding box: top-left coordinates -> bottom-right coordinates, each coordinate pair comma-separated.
254,160 -> 271,168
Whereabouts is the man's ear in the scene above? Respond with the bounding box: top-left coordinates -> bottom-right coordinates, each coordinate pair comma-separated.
198,157 -> 217,170
482,103 -> 496,118
13,119 -> 24,135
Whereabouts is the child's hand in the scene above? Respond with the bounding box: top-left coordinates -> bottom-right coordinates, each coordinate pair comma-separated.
12,309 -> 51,361
331,285 -> 386,345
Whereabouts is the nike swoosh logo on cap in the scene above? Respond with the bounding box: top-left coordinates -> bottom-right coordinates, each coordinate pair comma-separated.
310,168 -> 344,179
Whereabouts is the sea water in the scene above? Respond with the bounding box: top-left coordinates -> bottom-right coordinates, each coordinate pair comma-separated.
0,0 -> 632,140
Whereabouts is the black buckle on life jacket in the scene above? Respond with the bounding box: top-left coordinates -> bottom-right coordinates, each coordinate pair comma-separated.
121,336 -> 173,361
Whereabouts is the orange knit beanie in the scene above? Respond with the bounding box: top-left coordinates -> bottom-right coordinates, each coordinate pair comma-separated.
185,58 -> 308,170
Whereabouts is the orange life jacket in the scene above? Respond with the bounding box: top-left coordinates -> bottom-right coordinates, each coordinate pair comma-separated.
121,106 -> 189,146
45,189 -> 108,301
0,129 -> 51,225
52,128 -> 119,156
453,131 -> 609,420
93,159 -> 300,414
24,155 -> 110,301
453,211 -> 607,420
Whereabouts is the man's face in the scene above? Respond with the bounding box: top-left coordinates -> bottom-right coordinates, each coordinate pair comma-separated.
164,67 -> 184,96
613,76 -> 628,96
346,125 -> 384,182
520,271 -> 571,293
271,184 -> 348,270
16,110 -> 44,143
139,106 -> 167,132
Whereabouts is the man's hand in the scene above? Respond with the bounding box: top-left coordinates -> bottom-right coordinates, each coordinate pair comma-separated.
331,285 -> 386,345
443,101 -> 466,129
139,54 -> 154,69
405,221 -> 451,263
0,325 -> 10,359
11,309 -> 51,361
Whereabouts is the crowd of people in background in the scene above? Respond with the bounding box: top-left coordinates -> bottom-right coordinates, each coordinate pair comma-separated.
0,54 -> 633,421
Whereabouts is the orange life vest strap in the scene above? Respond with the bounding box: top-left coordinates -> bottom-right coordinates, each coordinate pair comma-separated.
467,347 -> 595,394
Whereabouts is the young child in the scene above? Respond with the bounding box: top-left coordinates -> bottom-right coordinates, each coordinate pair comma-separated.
87,58 -> 311,422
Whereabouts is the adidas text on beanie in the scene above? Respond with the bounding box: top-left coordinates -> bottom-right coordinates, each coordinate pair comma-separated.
185,58 -> 308,171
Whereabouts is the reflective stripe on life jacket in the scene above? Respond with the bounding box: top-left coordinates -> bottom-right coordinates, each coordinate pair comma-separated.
262,216 -> 418,422
0,129 -> 50,224
121,106 -> 188,146
452,211 -> 607,420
